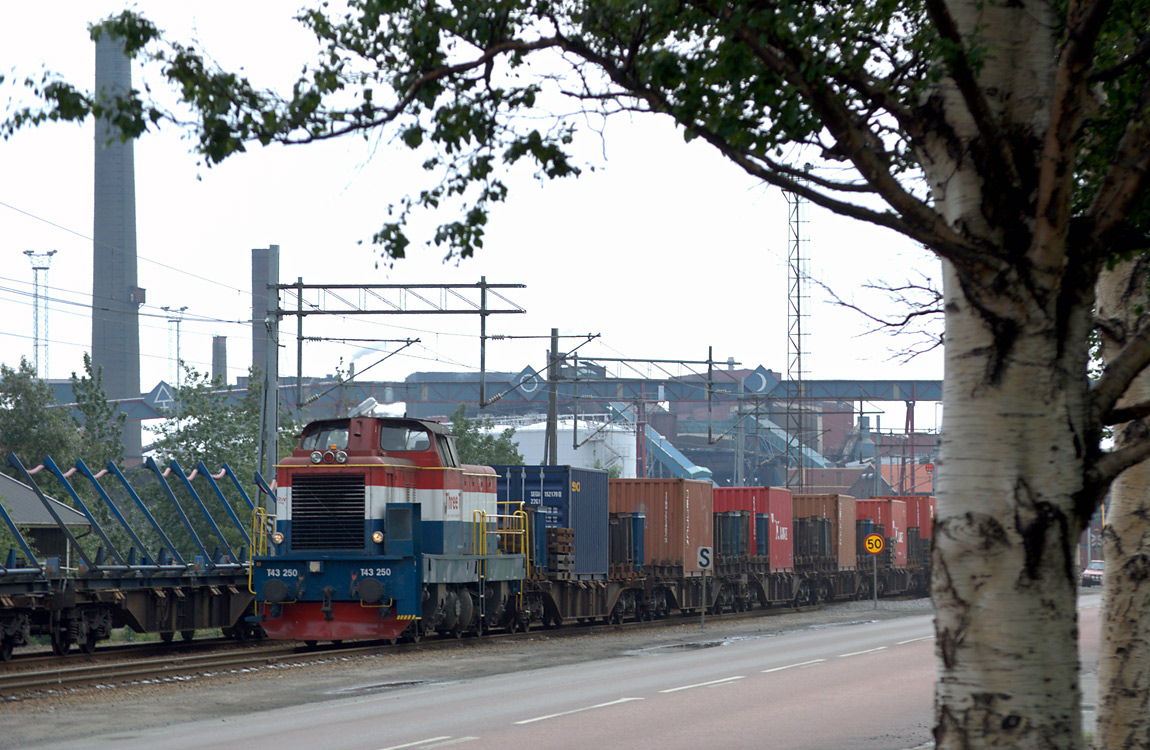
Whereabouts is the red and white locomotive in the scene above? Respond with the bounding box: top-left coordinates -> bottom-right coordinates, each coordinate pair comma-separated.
252,414 -> 527,643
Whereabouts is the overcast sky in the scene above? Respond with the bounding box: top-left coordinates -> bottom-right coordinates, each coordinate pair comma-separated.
0,3 -> 943,430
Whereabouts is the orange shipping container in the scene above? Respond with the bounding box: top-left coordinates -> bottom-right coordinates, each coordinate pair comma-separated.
609,478 -> 714,574
793,494 -> 857,570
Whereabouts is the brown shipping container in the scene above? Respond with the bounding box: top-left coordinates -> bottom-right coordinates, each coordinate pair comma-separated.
609,478 -> 714,574
793,494 -> 857,570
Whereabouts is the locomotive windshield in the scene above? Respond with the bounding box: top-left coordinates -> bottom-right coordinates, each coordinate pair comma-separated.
380,424 -> 431,452
300,422 -> 349,451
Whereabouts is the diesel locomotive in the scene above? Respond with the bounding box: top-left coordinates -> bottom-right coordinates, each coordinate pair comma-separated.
251,414 -> 527,643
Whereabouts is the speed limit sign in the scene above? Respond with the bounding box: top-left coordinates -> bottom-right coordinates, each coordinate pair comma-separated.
864,534 -> 885,555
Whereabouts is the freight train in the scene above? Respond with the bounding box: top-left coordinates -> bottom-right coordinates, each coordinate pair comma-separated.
249,414 -> 934,643
0,413 -> 933,660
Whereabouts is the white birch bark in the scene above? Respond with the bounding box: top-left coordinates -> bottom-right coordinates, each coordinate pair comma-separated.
1095,259 -> 1150,750
933,260 -> 1091,748
927,2 -> 1091,747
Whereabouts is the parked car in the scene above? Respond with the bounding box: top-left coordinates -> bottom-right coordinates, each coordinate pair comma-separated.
1081,560 -> 1104,587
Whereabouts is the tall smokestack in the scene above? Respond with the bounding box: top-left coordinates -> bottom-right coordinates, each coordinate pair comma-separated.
212,335 -> 228,385
93,33 -> 143,462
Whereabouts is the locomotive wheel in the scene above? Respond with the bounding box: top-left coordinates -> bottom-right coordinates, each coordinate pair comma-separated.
0,636 -> 12,662
304,640 -> 318,648
80,633 -> 98,655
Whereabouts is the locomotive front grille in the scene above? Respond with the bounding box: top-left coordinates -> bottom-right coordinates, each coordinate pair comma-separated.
290,474 -> 366,550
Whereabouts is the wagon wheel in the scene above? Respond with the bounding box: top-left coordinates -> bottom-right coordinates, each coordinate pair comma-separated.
160,631 -> 175,644
51,631 -> 72,656
0,636 -> 12,663
180,629 -> 195,643
79,632 -> 99,655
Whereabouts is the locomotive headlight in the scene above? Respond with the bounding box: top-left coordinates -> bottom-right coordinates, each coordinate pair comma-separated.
336,450 -> 348,464
272,531 -> 284,545
310,451 -> 323,464
372,531 -> 384,544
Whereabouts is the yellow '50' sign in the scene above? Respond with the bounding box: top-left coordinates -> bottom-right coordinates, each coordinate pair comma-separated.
864,534 -> 885,555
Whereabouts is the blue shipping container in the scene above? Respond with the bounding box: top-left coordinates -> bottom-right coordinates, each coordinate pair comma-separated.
493,465 -> 609,580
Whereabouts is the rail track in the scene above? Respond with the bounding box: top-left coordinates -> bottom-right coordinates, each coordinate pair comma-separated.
0,603 -> 827,699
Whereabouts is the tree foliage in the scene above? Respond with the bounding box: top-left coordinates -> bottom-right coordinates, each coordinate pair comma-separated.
450,404 -> 523,465
70,353 -> 126,468
0,357 -> 125,562
0,359 -> 80,476
0,357 -> 124,477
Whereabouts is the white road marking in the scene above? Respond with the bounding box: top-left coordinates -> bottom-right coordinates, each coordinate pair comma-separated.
515,697 -> 644,725
376,738 -> 452,750
837,647 -> 888,658
761,659 -> 825,673
424,739 -> 478,748
897,636 -> 935,645
659,676 -> 746,693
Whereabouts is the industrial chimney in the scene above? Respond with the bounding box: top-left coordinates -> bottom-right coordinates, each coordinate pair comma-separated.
92,32 -> 143,463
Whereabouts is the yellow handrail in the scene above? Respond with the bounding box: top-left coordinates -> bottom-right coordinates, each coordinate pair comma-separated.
474,504 -> 531,613
248,507 -> 275,594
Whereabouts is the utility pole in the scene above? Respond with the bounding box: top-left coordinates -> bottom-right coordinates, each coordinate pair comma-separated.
23,249 -> 56,379
161,305 -> 188,389
546,328 -> 559,465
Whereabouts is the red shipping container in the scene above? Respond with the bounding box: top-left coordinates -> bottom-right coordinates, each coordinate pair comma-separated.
792,494 -> 857,570
609,478 -> 713,574
857,498 -> 908,568
876,495 -> 935,539
910,496 -> 936,539
713,486 -> 793,571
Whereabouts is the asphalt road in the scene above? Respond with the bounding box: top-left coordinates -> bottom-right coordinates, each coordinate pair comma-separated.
26,615 -> 938,750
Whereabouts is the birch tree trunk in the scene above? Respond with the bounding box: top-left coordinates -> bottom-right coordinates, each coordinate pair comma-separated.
933,259 -> 1093,748
927,3 -> 1099,745
1095,258 -> 1150,750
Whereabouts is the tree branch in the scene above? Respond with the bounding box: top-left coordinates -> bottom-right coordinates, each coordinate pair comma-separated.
1093,321 -> 1150,420
1086,74 -> 1150,255
1091,431 -> 1150,486
1088,32 -> 1150,83
719,22 -> 988,269
1106,400 -> 1150,426
1031,0 -> 1115,270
